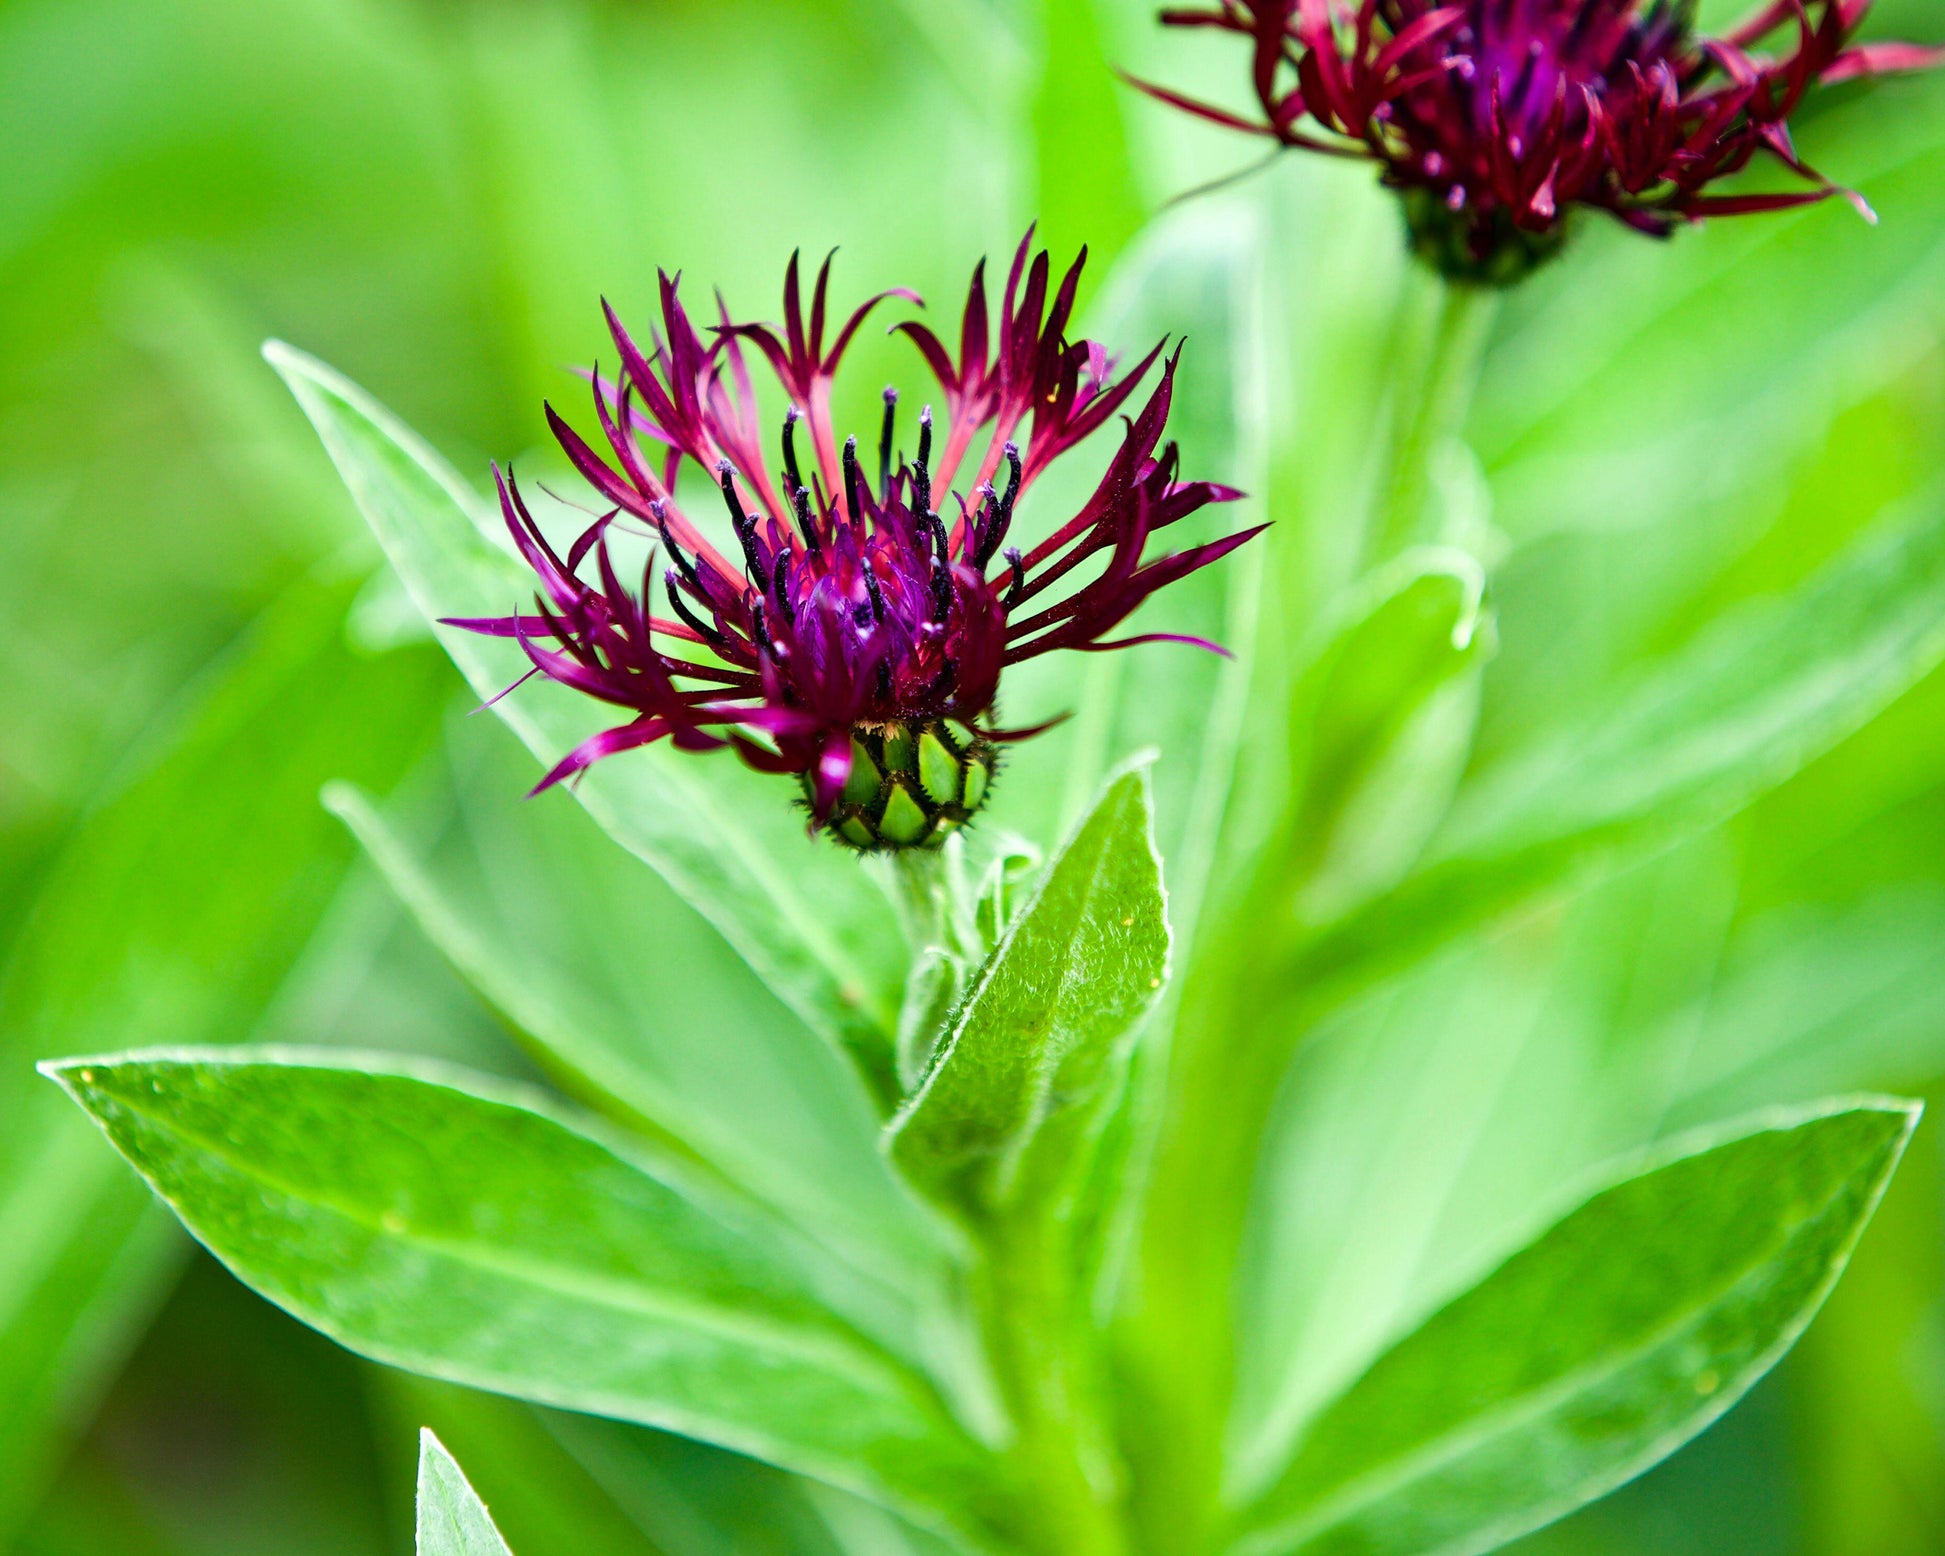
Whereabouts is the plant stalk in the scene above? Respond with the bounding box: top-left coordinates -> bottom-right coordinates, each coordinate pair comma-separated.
985,1207 -> 1128,1556
1117,268 -> 1499,1549
1368,276 -> 1499,564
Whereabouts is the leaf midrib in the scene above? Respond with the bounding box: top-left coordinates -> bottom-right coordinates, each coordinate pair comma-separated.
91,1076 -> 919,1397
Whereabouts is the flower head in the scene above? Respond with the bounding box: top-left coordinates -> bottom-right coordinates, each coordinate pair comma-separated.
1137,0 -> 1943,282
451,235 -> 1259,851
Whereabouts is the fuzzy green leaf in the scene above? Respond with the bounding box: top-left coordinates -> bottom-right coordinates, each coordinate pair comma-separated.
263,342 -> 903,1103
419,1430 -> 516,1556
0,579 -> 447,1546
1230,1098 -> 1919,1556
889,766 -> 1169,1212
321,719 -> 947,1306
43,1051 -> 1007,1544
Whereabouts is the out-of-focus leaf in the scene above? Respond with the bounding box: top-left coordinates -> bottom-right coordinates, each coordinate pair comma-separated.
264,343 -> 905,1103
44,1051 -> 1008,1547
1230,1100 -> 1918,1556
0,579 -> 446,1548
418,1432 -> 515,1556
321,709 -> 945,1295
1306,492 -> 1945,989
380,1379 -> 668,1556
1035,0 -> 1145,268
889,766 -> 1168,1214
1283,548 -> 1494,926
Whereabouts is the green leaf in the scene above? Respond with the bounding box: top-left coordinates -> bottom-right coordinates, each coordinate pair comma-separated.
321,715 -> 945,1297
1229,1098 -> 1920,1556
0,578 -> 447,1547
1284,548 -> 1494,926
1308,493 -> 1945,989
43,1050 -> 1007,1545
262,342 -> 904,1103
1035,0 -> 1146,270
419,1429 -> 517,1556
889,765 -> 1169,1213
379,1377 -> 667,1556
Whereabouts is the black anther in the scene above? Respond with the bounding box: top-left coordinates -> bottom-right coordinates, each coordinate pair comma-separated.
842,435 -> 866,524
665,569 -> 726,647
878,388 -> 898,505
781,408 -> 803,496
914,406 -> 935,518
792,484 -> 820,556
718,462 -> 771,595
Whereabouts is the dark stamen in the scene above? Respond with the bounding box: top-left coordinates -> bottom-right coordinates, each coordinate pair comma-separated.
974,443 -> 1024,568
793,484 -> 821,556
665,569 -> 727,648
1004,547 -> 1026,610
770,552 -> 795,626
781,407 -> 803,496
718,461 -> 771,595
878,388 -> 898,504
864,563 -> 887,624
914,406 -> 935,518
842,435 -> 866,524
651,501 -> 699,587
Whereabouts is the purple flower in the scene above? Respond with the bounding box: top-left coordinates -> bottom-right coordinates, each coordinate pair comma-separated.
1135,0 -> 1943,281
450,234 -> 1261,851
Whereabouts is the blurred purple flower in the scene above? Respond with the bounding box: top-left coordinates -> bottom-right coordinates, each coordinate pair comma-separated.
451,234 -> 1259,851
1134,0 -> 1943,281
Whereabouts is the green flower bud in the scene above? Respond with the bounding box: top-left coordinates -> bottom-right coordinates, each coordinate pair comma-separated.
807,718 -> 999,853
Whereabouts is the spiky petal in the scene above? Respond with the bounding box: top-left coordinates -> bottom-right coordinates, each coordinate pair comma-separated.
450,235 -> 1260,849
1135,0 -> 1943,281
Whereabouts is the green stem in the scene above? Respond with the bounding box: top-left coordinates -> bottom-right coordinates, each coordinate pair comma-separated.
888,847 -> 949,952
986,1209 -> 1127,1556
1368,276 -> 1499,564
1118,270 -> 1499,1553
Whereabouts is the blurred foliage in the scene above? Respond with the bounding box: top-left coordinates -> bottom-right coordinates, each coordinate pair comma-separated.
3,0 -> 1945,1552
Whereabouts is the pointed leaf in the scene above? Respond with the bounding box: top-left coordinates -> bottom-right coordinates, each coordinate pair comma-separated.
1308,495 -> 1945,988
1231,1099 -> 1919,1556
321,715 -> 946,1299
263,342 -> 902,1102
0,579 -> 447,1546
890,766 -> 1169,1213
43,1051 -> 1009,1546
419,1430 -> 517,1556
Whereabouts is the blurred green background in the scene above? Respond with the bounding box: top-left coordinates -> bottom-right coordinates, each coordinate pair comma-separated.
4,0 -> 1945,1551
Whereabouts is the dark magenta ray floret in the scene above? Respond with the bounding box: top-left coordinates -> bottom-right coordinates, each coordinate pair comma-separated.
448,233 -> 1260,847
1136,0 -> 1942,278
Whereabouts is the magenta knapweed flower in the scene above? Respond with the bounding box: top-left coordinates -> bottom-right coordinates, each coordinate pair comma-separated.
451,235 -> 1259,851
1136,0 -> 1942,281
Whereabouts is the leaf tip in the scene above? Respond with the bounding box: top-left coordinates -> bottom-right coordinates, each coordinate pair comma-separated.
319,779 -> 372,825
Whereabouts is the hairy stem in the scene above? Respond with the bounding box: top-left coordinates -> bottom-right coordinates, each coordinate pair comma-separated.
986,1208 -> 1128,1556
